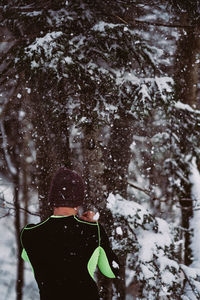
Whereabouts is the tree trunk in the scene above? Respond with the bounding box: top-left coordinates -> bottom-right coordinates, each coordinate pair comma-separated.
102,114 -> 133,300
179,198 -> 193,265
82,124 -> 106,208
28,83 -> 72,220
105,114 -> 133,198
174,19 -> 200,265
14,174 -> 24,300
175,26 -> 200,108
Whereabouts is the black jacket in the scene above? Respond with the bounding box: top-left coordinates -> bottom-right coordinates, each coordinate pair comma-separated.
20,214 -> 120,300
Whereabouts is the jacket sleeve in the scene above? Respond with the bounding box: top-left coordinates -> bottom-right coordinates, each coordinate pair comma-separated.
20,225 -> 35,274
20,226 -> 27,259
97,224 -> 120,279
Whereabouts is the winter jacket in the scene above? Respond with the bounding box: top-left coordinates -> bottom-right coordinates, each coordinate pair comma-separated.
20,214 -> 120,300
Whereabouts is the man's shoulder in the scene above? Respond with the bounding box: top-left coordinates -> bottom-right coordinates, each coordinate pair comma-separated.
25,223 -> 36,229
74,215 -> 99,226
23,217 -> 50,231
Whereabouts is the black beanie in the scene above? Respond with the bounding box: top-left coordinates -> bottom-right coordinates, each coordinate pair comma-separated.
48,167 -> 85,208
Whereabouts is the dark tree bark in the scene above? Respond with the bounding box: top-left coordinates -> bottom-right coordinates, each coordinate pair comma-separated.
175,28 -> 200,108
99,113 -> 133,300
14,173 -> 24,300
105,113 -> 133,198
82,124 -> 106,207
28,78 -> 72,220
174,8 -> 200,265
179,198 -> 193,265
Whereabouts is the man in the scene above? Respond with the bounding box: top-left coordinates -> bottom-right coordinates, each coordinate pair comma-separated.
20,167 -> 120,300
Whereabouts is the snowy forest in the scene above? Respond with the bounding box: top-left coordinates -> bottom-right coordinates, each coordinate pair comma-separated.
0,0 -> 200,299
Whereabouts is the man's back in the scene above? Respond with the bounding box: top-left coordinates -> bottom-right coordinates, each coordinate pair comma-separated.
21,215 -> 119,300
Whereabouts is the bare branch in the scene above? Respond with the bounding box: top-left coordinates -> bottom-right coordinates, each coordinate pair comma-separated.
127,181 -> 152,197
134,19 -> 194,29
4,199 -> 40,216
113,14 -> 194,29
1,198 -> 40,217
180,265 -> 200,299
0,211 -> 10,219
0,120 -> 17,176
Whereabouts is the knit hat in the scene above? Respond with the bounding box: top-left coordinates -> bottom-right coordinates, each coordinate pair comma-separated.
48,167 -> 85,207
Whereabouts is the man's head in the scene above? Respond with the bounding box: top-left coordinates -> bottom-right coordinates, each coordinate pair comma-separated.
48,167 -> 85,208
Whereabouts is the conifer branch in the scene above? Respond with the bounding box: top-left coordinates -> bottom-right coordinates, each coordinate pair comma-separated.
113,14 -> 194,29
